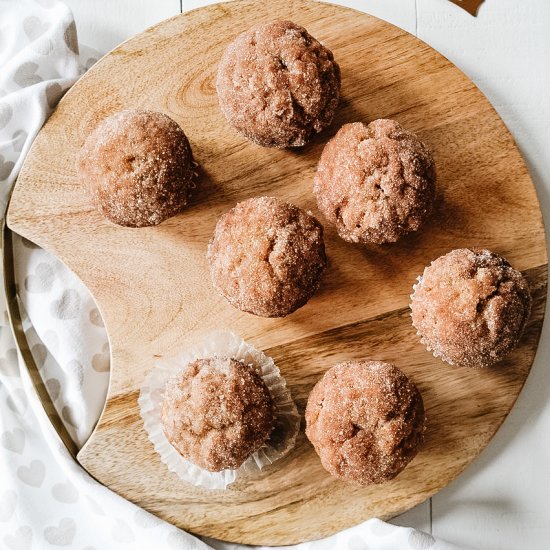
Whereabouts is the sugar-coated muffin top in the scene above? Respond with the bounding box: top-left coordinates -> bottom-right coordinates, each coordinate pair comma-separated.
305,360 -> 425,486
410,248 -> 532,368
77,109 -> 195,227
216,19 -> 341,148
314,119 -> 435,244
207,196 -> 327,318
161,357 -> 275,472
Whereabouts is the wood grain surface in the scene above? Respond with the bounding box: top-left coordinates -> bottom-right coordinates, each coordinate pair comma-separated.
7,0 -> 547,545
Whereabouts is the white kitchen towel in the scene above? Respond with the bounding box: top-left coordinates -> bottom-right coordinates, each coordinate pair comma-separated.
0,0 -> 466,548
12,233 -> 110,447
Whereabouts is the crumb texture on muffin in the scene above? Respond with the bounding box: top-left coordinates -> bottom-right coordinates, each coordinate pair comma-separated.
314,119 -> 435,244
160,357 -> 275,472
216,19 -> 341,148
207,196 -> 327,317
411,248 -> 532,368
77,109 -> 195,227
305,360 -> 425,485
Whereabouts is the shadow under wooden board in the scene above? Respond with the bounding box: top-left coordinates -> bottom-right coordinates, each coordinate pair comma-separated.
7,0 -> 547,545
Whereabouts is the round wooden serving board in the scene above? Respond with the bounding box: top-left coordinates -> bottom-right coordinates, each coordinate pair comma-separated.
8,0 -> 547,545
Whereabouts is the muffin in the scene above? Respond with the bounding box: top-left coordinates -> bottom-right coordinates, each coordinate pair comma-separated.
77,109 -> 195,227
216,19 -> 341,148
314,119 -> 436,244
160,357 -> 275,472
410,248 -> 532,368
207,196 -> 327,317
305,360 -> 425,486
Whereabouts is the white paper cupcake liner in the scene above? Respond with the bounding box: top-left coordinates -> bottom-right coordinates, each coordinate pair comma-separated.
138,331 -> 300,490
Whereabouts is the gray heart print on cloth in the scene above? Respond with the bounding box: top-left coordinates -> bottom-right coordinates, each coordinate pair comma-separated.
14,62 -> 43,87
25,262 -> 54,293
61,404 -> 80,427
4,526 -> 33,550
85,56 -> 98,70
46,377 -> 61,401
31,342 -> 48,369
0,154 -> 15,181
50,289 -> 81,319
0,103 -> 13,129
0,348 -> 19,376
45,82 -> 63,109
369,520 -> 396,537
23,16 -> 51,40
44,518 -> 76,546
17,459 -> 46,487
92,343 -> 109,373
1,427 -> 26,454
89,307 -> 104,327
63,21 -> 78,54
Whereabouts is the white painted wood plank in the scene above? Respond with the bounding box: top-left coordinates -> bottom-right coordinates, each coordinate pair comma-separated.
417,1 -> 550,548
430,347 -> 550,550
182,0 -> 417,35
63,0 -> 180,55
318,0 -> 417,35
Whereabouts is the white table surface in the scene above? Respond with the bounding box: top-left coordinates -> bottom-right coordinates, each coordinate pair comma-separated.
61,1 -> 550,548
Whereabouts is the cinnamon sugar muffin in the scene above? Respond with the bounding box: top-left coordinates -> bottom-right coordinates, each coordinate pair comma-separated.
314,119 -> 436,244
160,357 -> 275,472
410,248 -> 532,368
207,196 -> 327,317
216,20 -> 341,148
77,109 -> 195,227
305,361 -> 425,486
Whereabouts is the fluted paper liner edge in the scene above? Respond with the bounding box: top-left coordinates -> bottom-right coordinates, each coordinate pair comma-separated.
138,331 -> 300,490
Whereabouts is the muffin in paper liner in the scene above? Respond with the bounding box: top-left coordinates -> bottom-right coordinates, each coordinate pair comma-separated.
138,331 -> 300,490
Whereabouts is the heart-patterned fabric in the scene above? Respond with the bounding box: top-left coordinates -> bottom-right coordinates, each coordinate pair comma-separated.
0,0 -> 467,548
13,236 -> 109,446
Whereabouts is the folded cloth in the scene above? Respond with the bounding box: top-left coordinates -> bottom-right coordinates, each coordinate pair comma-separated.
0,0 -> 467,548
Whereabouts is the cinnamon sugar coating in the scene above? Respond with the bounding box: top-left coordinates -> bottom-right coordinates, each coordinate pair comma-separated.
314,119 -> 436,244
216,20 -> 341,148
160,357 -> 275,472
410,248 -> 532,368
77,109 -> 195,227
207,196 -> 327,318
305,361 -> 425,486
